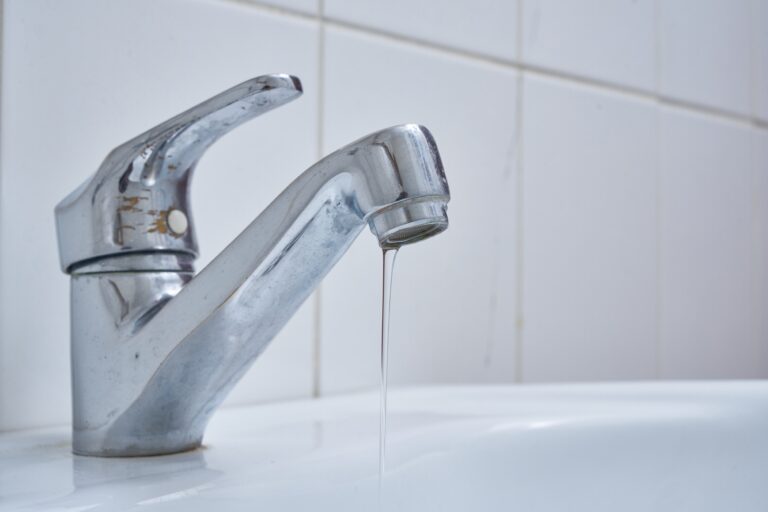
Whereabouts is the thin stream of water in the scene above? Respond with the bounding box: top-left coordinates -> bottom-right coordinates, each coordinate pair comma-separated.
379,248 -> 398,502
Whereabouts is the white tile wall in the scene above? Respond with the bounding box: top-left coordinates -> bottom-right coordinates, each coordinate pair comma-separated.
521,0 -> 656,92
521,75 -> 658,382
658,109 -> 767,378
754,128 -> 768,354
753,0 -> 768,122
320,27 -> 519,393
252,0 -> 319,16
658,0 -> 752,116
1,0 -> 767,430
324,0 -> 518,61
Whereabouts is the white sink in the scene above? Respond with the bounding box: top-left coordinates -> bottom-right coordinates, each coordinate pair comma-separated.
2,382 -> 767,511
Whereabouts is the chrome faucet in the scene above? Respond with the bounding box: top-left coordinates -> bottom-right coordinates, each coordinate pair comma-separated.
55,74 -> 450,457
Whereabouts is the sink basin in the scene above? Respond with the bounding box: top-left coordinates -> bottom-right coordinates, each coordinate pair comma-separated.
2,382 -> 767,511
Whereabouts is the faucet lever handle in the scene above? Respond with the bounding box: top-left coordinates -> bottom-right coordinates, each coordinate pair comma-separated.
55,74 -> 303,273
130,74 -> 303,185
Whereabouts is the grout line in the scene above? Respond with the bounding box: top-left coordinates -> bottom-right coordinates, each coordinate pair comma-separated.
749,131 -> 764,362
653,0 -> 662,380
516,62 -> 658,102
748,0 -> 757,121
514,0 -> 525,385
749,131 -> 759,375
225,0 -> 768,387
317,0 -> 325,158
653,0 -> 664,380
321,15 -> 521,68
653,103 -> 663,380
656,95 -> 763,127
311,0 -> 326,399
653,0 -> 662,97
0,0 -> 5,421
312,286 -> 322,398
514,77 -> 526,385
234,0 -> 768,130
219,0 -> 318,21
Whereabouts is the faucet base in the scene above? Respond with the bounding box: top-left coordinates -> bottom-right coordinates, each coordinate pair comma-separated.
73,431 -> 203,458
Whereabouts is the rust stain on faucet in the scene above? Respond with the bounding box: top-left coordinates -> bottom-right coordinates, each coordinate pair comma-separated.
147,209 -> 170,234
147,208 -> 183,238
118,195 -> 148,213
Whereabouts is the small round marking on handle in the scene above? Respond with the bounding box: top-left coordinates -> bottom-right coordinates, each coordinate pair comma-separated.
167,209 -> 188,236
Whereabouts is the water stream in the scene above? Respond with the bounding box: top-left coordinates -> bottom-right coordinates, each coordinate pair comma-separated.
379,248 -> 398,503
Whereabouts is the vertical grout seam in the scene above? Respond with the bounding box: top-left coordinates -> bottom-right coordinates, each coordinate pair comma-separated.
0,0 -> 5,420
748,0 -> 762,372
749,123 -> 760,371
311,0 -> 325,399
217,0 -> 768,387
653,0 -> 662,97
653,0 -> 662,380
747,0 -> 757,119
654,99 -> 663,380
514,0 -> 525,384
230,0 -> 767,130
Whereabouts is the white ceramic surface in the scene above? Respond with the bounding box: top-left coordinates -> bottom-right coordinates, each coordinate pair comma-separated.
659,108 -> 767,378
2,383 -> 767,511
658,0 -> 752,116
253,0 -> 319,15
754,0 -> 768,122
521,75 -> 658,381
324,0 -> 519,61
521,0 -> 656,91
755,129 -> 768,344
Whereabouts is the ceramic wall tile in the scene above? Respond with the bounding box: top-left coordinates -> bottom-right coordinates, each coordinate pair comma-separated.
752,0 -> 768,122
248,0 -> 319,16
753,128 -> 768,372
658,0 -> 752,116
658,108 -> 768,378
522,0 -> 655,92
521,74 -> 658,382
324,0 -> 518,61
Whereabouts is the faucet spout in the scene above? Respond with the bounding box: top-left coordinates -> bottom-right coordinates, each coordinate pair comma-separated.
67,123 -> 449,456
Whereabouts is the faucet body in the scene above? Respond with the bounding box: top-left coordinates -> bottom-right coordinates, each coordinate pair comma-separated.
56,74 -> 449,456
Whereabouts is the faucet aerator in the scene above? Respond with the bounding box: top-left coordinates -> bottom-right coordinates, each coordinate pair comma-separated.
369,200 -> 449,249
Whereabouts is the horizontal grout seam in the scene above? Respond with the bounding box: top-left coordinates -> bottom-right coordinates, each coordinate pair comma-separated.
219,0 -> 319,21
230,0 -> 768,131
